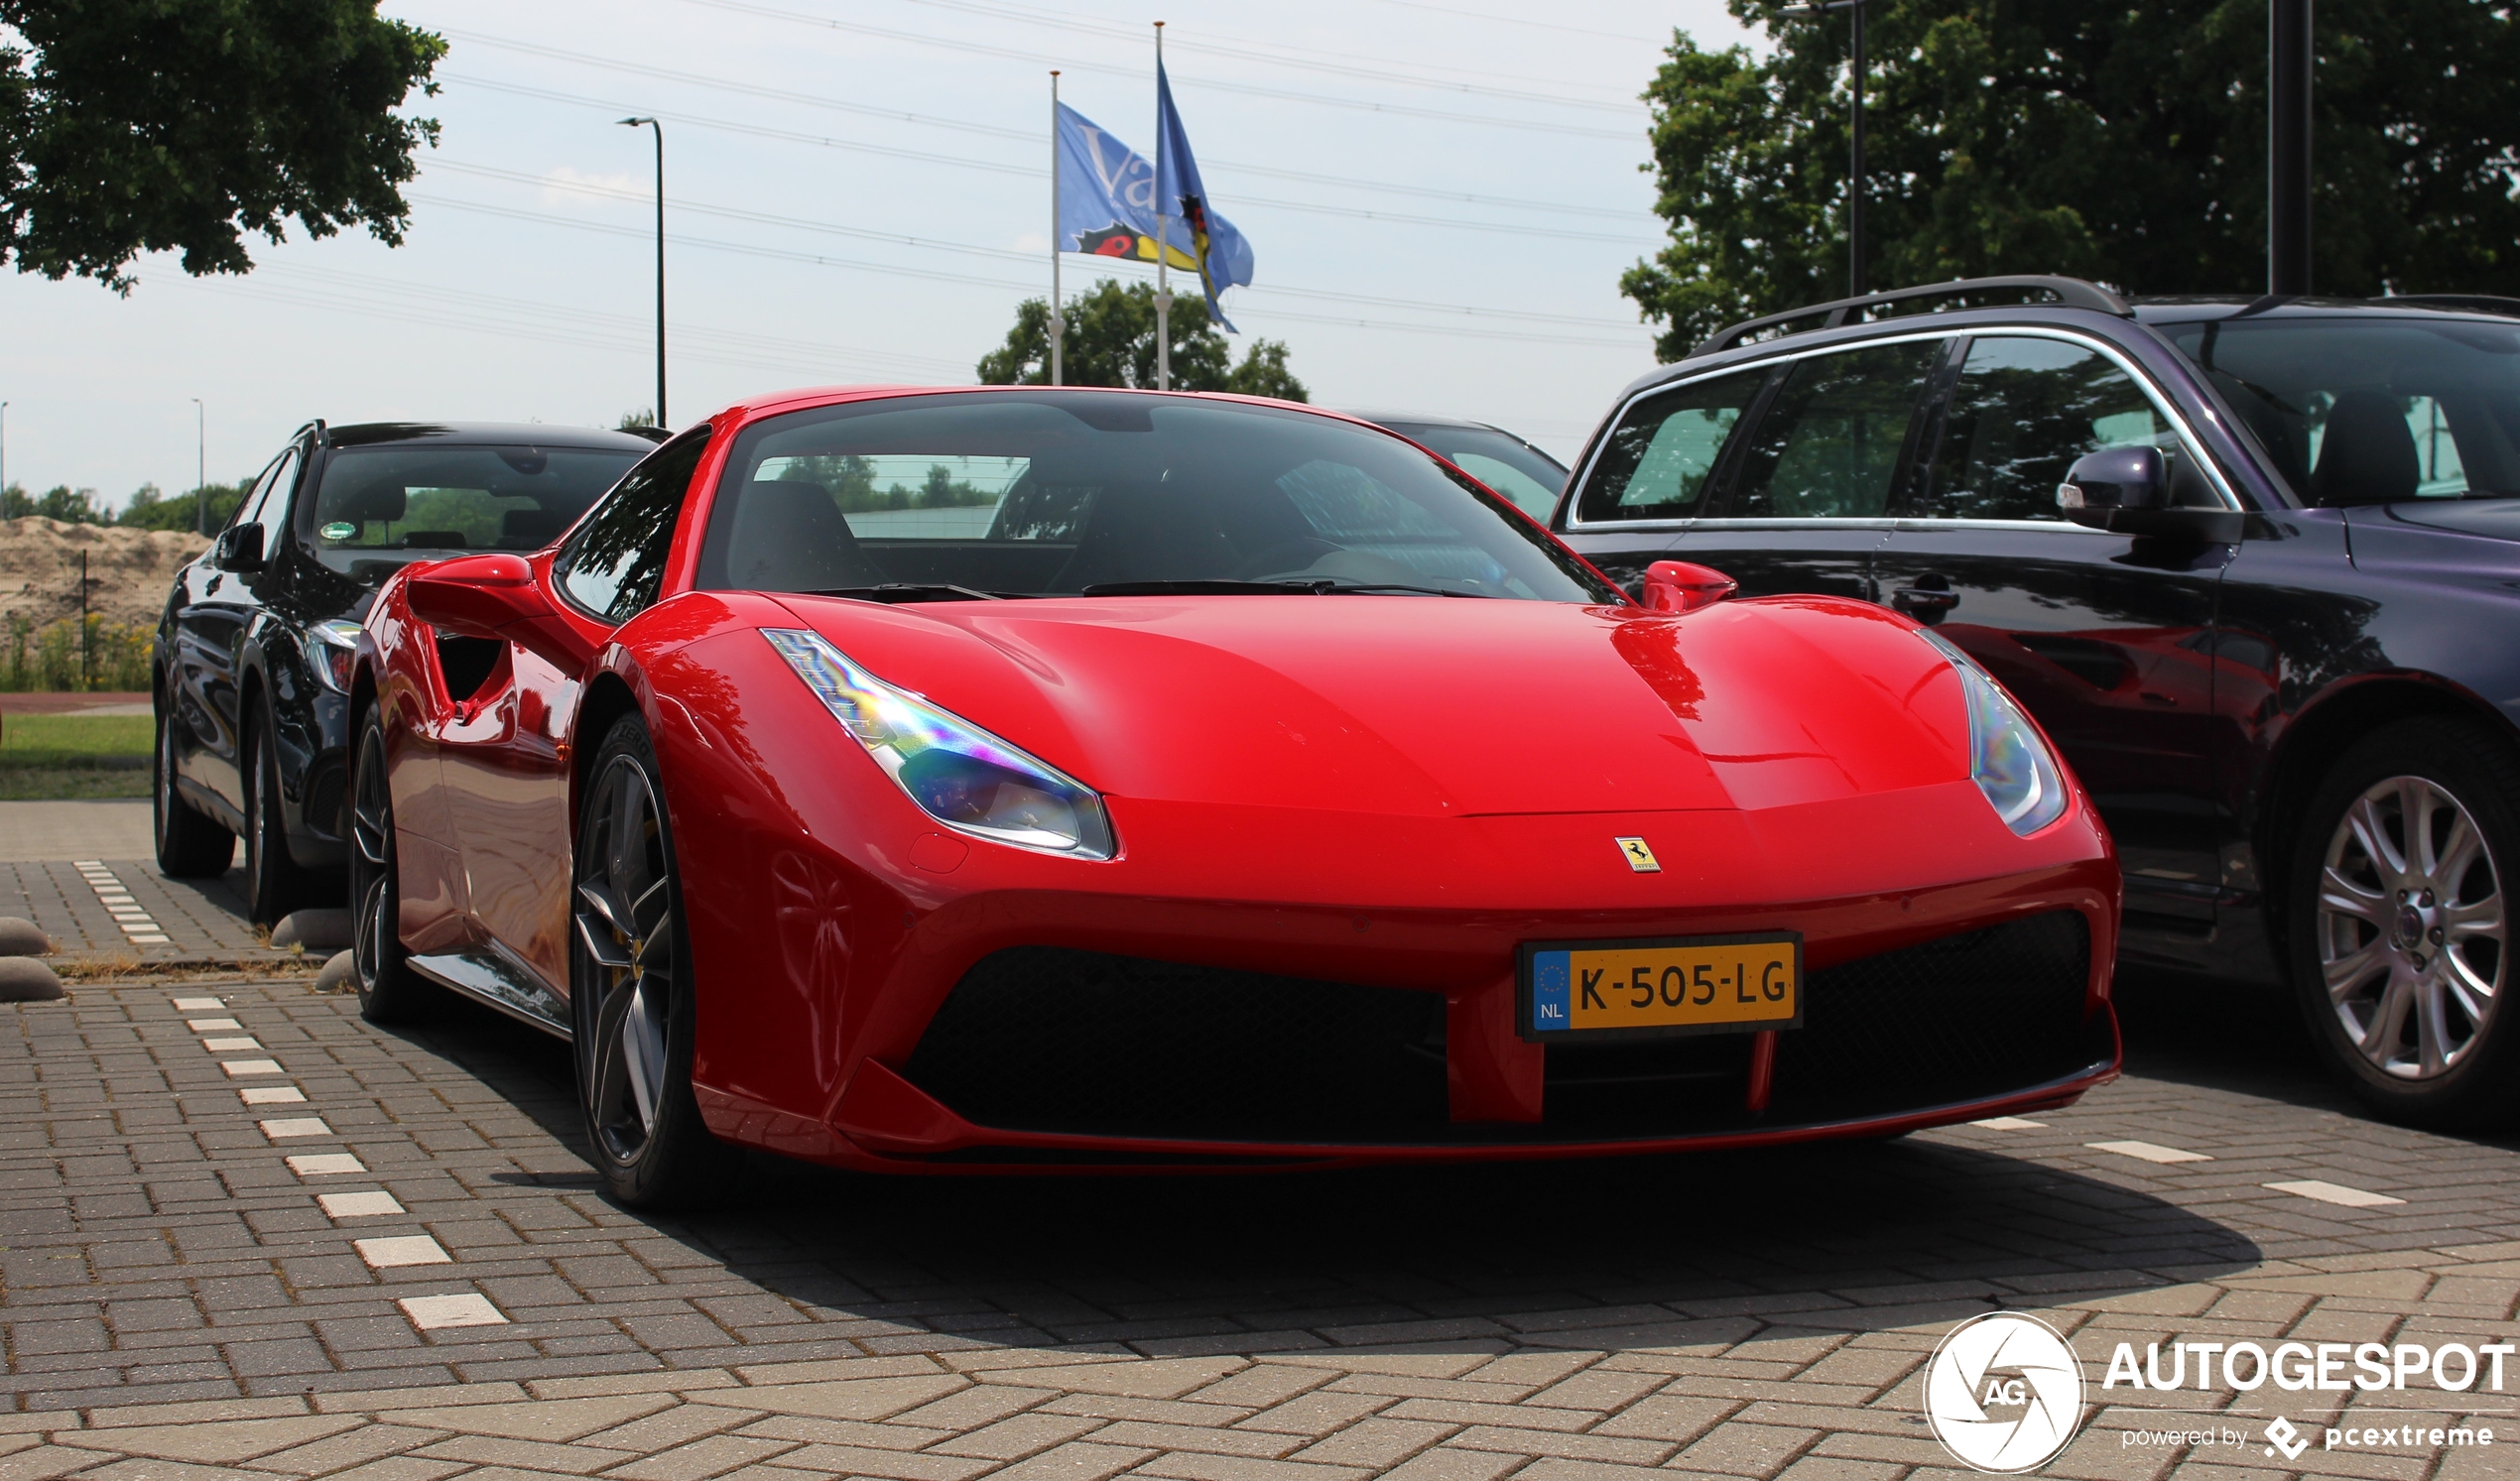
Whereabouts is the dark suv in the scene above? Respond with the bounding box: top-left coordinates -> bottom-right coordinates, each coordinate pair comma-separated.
152,421 -> 655,923
1554,277 -> 2520,1126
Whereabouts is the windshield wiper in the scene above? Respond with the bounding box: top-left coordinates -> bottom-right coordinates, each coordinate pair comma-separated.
1080,579 -> 1488,598
808,583 -> 1028,603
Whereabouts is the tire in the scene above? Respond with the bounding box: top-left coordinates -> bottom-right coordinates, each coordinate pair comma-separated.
570,713 -> 722,1208
154,701 -> 235,878
348,707 -> 436,1024
241,707 -> 315,926
2289,716 -> 2520,1128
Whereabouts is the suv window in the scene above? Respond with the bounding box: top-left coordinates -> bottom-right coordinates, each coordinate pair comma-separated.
235,447 -> 299,532
1923,336 -> 2170,522
1727,340 -> 1942,519
2163,316 -> 2520,504
556,431 -> 712,621
1575,366 -> 1768,523
308,445 -> 642,580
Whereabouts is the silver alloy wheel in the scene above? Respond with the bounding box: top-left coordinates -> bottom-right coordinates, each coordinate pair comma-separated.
573,754 -> 677,1161
2317,774 -> 2507,1079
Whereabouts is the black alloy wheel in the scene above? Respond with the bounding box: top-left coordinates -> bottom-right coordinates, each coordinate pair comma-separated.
570,714 -> 721,1208
241,709 -> 313,926
348,709 -> 433,1023
2290,717 -> 2520,1128
153,702 -> 234,878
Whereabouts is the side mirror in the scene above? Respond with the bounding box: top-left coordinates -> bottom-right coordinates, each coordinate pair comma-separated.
214,523 -> 266,573
406,553 -> 594,673
2057,445 -> 2246,543
2057,445 -> 2169,522
1639,559 -> 1738,614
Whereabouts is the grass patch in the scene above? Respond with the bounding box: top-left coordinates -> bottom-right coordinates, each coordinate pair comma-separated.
1,713 -> 152,799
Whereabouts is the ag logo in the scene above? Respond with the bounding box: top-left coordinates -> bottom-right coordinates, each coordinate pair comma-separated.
1924,1312 -> 2087,1473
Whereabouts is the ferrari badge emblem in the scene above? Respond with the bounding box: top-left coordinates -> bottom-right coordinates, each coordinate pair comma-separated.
1615,836 -> 1660,873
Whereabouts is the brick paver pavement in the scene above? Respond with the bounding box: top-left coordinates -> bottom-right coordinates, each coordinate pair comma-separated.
0,858 -> 286,964
5,975 -> 2518,1480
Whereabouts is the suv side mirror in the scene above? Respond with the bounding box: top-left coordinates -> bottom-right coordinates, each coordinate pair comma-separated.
2057,445 -> 2169,519
214,523 -> 266,573
1640,559 -> 1738,614
2058,446 -> 2245,543
407,554 -> 594,673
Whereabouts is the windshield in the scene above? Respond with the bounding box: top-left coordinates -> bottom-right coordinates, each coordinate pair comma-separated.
306,445 -> 643,578
2163,315 -> 2520,504
696,391 -> 1618,602
1376,422 -> 1568,522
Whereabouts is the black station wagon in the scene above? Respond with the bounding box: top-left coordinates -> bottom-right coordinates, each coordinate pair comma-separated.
1553,276 -> 2520,1128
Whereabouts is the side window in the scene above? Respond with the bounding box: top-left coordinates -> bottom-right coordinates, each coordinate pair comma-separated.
234,447 -> 299,531
556,431 -> 711,622
1575,367 -> 1768,523
1926,336 -> 2169,521
1728,339 -> 1943,519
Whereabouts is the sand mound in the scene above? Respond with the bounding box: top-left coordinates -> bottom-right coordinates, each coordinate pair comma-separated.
1,519 -> 209,631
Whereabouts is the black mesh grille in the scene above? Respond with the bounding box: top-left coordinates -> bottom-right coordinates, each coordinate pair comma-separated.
901,948 -> 1448,1142
303,760 -> 347,841
1768,910 -> 2097,1120
902,913 -> 2098,1147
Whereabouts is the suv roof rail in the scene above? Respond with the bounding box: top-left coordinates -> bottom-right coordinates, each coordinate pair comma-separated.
1691,275 -> 2133,358
2380,294 -> 2520,318
292,419 -> 329,447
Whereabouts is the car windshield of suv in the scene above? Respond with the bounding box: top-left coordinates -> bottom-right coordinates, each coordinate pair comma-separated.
306,445 -> 643,578
1375,422 -> 1568,523
696,391 -> 1619,602
2164,315 -> 2520,504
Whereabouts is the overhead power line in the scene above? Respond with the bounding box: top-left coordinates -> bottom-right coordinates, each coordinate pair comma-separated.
428,161 -> 1647,327
1353,0 -> 1664,45
527,7 -> 1637,139
688,0 -> 1643,112
412,193 -> 1645,348
431,156 -> 1653,249
449,73 -> 1654,223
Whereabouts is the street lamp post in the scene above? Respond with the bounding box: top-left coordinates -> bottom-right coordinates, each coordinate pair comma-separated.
191,398 -> 206,536
1779,0 -> 1870,300
618,116 -> 667,427
1,402 -> 10,509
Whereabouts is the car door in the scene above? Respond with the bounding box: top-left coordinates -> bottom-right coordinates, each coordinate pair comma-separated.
169,444 -> 299,827
1556,364 -> 1770,595
438,432 -> 710,1003
1872,330 -> 2236,924
1682,335 -> 1948,601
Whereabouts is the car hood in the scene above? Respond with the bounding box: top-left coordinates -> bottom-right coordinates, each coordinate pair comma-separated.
2370,498 -> 2520,542
771,594 -> 1970,817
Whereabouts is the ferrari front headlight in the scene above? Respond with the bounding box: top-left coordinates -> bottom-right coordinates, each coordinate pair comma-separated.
1918,629 -> 2069,836
764,628 -> 1115,859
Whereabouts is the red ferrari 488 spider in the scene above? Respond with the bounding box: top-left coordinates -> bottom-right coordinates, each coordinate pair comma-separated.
350,386 -> 2120,1205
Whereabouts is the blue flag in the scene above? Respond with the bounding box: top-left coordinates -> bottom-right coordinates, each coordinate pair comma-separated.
1054,100 -> 1251,328
1154,62 -> 1247,330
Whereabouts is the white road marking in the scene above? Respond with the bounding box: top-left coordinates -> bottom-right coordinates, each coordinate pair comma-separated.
1972,1117 -> 2048,1130
258,1117 -> 332,1140
399,1293 -> 508,1330
287,1154 -> 366,1175
185,1018 -> 242,1031
2086,1140 -> 2213,1164
201,1037 -> 261,1051
171,997 -> 224,1011
355,1235 -> 450,1268
239,1086 -> 307,1105
2266,1179 -> 2406,1208
222,1059 -> 285,1076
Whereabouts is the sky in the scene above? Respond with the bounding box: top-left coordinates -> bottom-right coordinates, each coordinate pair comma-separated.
0,0 -> 1761,506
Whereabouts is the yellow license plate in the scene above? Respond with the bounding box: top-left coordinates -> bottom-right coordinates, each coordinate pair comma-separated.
1519,932 -> 1802,1041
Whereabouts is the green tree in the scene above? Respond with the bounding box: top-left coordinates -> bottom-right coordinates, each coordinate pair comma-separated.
113,480 -> 247,531
3,483 -> 104,523
977,279 -> 1309,401
1622,0 -> 2520,359
1,0 -> 446,292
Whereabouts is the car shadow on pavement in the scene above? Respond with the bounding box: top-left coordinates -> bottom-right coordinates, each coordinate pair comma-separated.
386,987 -> 2265,1355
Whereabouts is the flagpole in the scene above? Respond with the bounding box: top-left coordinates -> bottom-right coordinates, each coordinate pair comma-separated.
1049,69 -> 1064,387
1152,20 -> 1171,393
